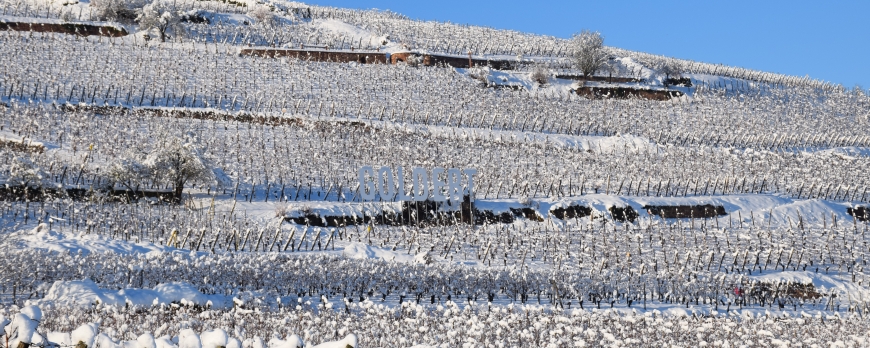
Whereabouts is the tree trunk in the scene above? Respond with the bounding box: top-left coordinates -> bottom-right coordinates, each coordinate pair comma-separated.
174,180 -> 184,203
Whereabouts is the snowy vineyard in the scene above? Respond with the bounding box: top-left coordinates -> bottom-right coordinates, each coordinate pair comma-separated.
0,34 -> 863,148
3,302 -> 870,348
1,238 -> 868,311
1,102 -> 869,205
0,0 -> 870,346
0,0 -> 839,90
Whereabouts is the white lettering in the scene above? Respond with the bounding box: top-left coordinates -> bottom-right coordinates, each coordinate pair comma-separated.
447,168 -> 463,203
358,166 -> 376,201
463,168 -> 477,202
358,166 -> 477,202
376,166 -> 395,201
431,167 -> 447,202
396,167 -> 413,201
411,167 -> 429,201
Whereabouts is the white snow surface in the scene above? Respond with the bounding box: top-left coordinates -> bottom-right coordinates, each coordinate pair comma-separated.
0,130 -> 47,148
38,280 -> 231,308
310,334 -> 357,348
178,329 -> 203,348
267,335 -> 303,348
9,227 -> 177,256
199,329 -> 228,348
308,18 -> 392,52
342,241 -> 415,263
156,336 -> 177,348
137,334 -> 157,348
47,332 -> 72,346
71,323 -> 99,347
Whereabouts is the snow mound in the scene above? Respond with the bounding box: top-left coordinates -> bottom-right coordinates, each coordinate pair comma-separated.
20,305 -> 42,321
342,242 -> 414,263
311,334 -> 357,348
39,280 -> 230,308
11,227 -> 175,256
71,323 -> 99,347
156,336 -> 177,348
312,19 -> 388,50
268,335 -> 304,348
137,334 -> 157,348
7,314 -> 37,346
200,329 -> 228,348
178,329 -> 202,348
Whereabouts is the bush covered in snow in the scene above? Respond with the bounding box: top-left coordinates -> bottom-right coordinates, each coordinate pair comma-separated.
137,1 -> 182,42
572,30 -> 608,78
529,65 -> 551,85
3,302 -> 870,348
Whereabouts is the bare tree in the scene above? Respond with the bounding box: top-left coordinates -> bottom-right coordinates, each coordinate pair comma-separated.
107,155 -> 149,192
572,30 -> 608,78
660,61 -> 692,87
8,156 -> 50,189
247,5 -> 275,26
91,0 -> 145,22
660,62 -> 683,80
136,1 -> 180,42
145,135 -> 215,200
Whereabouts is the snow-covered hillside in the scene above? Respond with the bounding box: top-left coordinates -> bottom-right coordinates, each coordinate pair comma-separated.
0,0 -> 869,346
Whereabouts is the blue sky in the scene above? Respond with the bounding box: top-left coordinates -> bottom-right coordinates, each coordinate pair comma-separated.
309,0 -> 868,89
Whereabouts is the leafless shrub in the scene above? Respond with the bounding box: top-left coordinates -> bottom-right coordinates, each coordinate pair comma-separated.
529,65 -> 550,85
275,203 -> 290,218
405,54 -> 423,67
136,1 -> 181,42
92,0 -> 144,22
59,8 -> 77,22
247,5 -> 275,26
299,204 -> 313,215
467,67 -> 490,83
518,196 -> 532,207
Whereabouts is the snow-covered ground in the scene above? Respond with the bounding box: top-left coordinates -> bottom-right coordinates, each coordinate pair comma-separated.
6,300 -> 869,348
0,0 -> 868,346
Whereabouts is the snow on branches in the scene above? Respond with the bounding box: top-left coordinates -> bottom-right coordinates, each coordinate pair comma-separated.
7,156 -> 52,189
572,30 -> 608,78
247,5 -> 276,26
141,133 -> 216,199
137,1 -> 182,42
109,131 -> 218,200
91,0 -> 145,22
